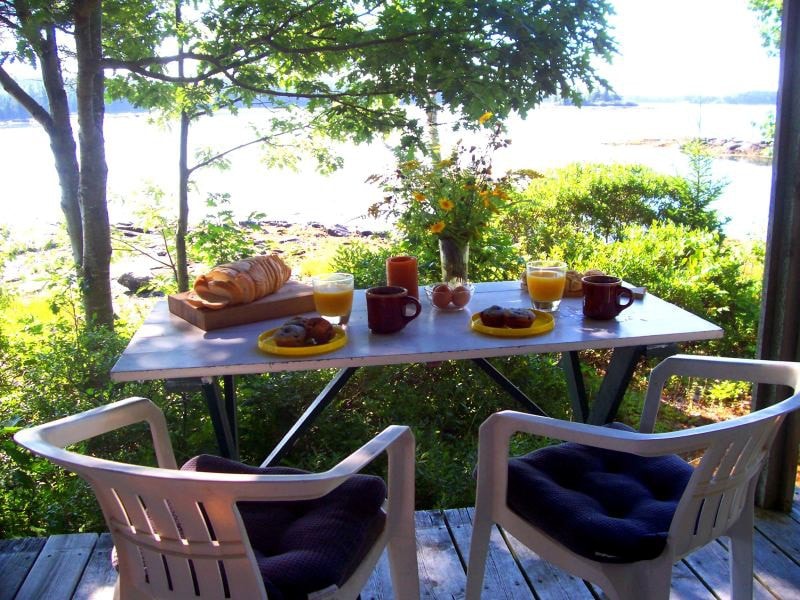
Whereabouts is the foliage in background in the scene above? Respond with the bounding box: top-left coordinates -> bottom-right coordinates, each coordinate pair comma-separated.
0,151 -> 765,537
505,159 -> 724,249
748,0 -> 784,55
368,120 -> 534,246
187,194 -> 266,268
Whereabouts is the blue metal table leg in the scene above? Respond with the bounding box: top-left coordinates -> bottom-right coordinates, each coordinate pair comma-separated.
201,376 -> 239,460
586,346 -> 646,425
561,351 -> 589,422
260,367 -> 359,467
472,358 -> 548,416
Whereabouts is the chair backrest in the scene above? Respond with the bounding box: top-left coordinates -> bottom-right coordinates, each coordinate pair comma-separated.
14,397 -> 271,599
643,357 -> 800,559
86,464 -> 269,599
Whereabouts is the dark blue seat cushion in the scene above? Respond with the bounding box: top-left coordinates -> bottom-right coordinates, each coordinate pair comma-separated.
182,455 -> 386,600
506,423 -> 693,563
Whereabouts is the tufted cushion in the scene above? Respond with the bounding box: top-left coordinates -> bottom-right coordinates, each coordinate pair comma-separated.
506,423 -> 693,563
182,454 -> 387,600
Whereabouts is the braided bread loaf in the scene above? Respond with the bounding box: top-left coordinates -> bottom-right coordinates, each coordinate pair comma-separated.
187,254 -> 292,309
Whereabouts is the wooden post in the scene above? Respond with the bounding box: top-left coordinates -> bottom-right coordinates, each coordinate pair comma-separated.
754,0 -> 800,511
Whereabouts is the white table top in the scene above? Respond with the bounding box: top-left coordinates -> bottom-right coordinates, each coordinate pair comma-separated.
110,281 -> 724,382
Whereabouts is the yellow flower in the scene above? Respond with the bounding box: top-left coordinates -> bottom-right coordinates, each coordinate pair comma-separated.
482,197 -> 492,208
478,111 -> 493,125
436,158 -> 454,168
439,198 -> 454,211
429,221 -> 445,234
401,160 -> 420,171
413,192 -> 426,202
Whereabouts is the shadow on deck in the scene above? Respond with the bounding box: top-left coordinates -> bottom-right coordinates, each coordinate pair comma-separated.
2,497 -> 799,599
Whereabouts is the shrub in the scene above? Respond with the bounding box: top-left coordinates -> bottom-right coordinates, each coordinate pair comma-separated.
506,161 -> 724,254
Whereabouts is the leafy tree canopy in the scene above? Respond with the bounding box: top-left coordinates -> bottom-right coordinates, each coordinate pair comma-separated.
748,0 -> 783,55
99,0 -> 617,142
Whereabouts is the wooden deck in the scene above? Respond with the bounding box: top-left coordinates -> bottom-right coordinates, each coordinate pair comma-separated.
2,498 -> 799,599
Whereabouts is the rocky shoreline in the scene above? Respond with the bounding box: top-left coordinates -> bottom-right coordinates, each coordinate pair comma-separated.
1,218 -> 391,299
111,219 -> 390,296
616,136 -> 773,164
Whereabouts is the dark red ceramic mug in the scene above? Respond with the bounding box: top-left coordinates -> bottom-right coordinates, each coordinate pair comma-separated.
582,275 -> 634,320
366,286 -> 422,334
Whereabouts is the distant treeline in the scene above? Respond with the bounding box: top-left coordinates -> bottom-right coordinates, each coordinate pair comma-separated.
628,90 -> 777,105
551,88 -> 776,108
0,82 -> 142,122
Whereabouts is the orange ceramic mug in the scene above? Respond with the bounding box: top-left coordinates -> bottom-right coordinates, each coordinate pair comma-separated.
366,286 -> 422,334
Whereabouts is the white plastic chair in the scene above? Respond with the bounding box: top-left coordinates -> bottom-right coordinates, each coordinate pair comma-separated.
14,396 -> 419,600
466,355 -> 800,600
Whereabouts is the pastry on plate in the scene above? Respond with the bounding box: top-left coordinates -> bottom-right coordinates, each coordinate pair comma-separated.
480,305 -> 507,327
504,308 -> 535,328
272,324 -> 307,347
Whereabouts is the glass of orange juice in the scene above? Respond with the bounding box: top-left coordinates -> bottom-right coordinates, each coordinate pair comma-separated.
526,260 -> 567,312
312,273 -> 354,326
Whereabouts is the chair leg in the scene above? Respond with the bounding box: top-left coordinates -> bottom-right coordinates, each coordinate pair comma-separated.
601,559 -> 672,600
728,507 -> 755,600
387,534 -> 420,600
465,512 -> 494,600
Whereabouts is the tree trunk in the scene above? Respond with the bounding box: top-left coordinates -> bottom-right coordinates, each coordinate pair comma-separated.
75,0 -> 114,327
0,30 -> 82,268
177,109 -> 191,291
425,102 -> 442,162
39,26 -> 84,267
175,0 -> 191,292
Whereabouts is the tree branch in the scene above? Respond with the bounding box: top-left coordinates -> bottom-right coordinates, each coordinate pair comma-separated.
187,120 -> 314,173
0,65 -> 54,132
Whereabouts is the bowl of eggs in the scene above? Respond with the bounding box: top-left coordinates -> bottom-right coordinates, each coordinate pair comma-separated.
424,282 -> 474,311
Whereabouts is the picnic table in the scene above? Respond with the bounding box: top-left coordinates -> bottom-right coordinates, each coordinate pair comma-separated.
111,281 -> 723,461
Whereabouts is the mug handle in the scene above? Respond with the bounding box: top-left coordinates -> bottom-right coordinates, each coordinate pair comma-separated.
617,287 -> 634,311
402,296 -> 422,323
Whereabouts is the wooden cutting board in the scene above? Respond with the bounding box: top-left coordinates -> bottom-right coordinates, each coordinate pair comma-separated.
168,280 -> 316,331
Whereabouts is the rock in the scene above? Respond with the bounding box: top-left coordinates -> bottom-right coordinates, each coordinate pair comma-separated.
114,223 -> 146,234
117,272 -> 153,295
326,226 -> 350,237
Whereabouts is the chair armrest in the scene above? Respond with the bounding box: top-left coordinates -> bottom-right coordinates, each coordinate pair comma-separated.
640,355 -> 800,432
14,397 -> 177,470
228,425 -> 415,503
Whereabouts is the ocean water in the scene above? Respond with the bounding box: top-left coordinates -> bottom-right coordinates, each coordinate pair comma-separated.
0,103 -> 775,240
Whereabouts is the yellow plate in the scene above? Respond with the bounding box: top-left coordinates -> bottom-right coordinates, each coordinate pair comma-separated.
470,309 -> 554,337
258,325 -> 347,356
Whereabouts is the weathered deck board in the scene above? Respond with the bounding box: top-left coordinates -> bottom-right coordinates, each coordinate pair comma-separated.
3,501 -> 800,599
683,539 -> 775,599
71,534 -> 116,600
414,510 -> 466,598
444,507 -> 534,599
14,533 -> 97,600
0,537 -> 45,600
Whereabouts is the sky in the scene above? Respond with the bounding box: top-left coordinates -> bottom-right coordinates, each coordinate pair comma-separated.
1,0 -> 782,99
598,0 -> 781,97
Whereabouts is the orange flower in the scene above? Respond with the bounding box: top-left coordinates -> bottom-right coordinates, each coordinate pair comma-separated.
413,192 -> 426,202
478,111 -> 493,125
439,198 -> 454,211
429,221 -> 445,234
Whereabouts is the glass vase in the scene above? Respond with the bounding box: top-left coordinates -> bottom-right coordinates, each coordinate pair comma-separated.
439,237 -> 470,284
